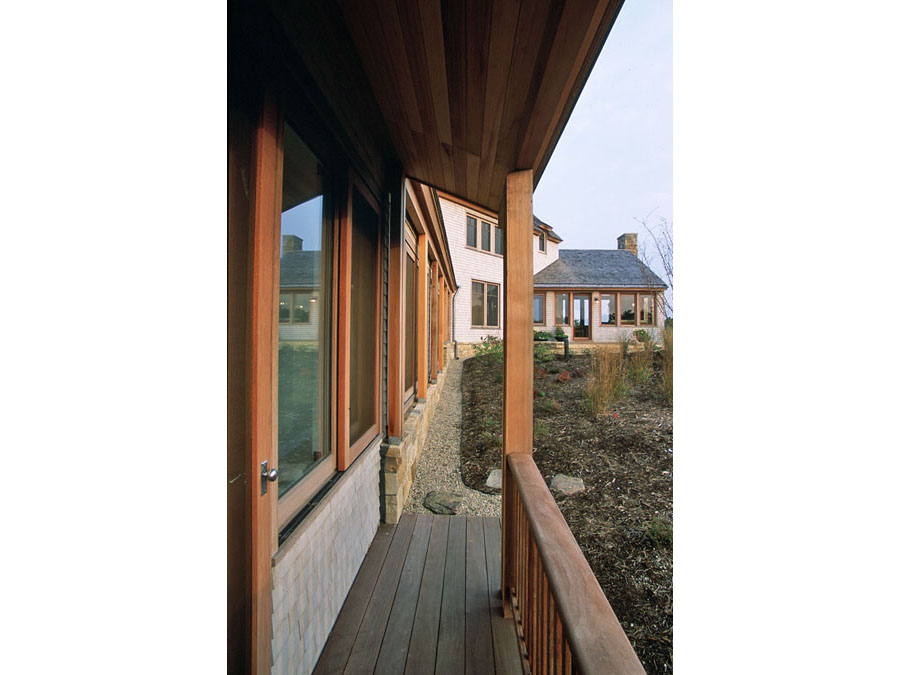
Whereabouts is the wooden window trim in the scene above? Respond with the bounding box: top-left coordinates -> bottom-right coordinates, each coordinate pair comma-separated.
599,292 -> 617,327
619,292 -> 637,326
464,211 -> 502,258
572,293 -> 592,340
481,220 -> 492,252
471,279 -> 501,328
403,246 -> 417,409
533,292 -> 546,325
538,231 -> 546,253
338,169 -> 383,471
638,292 -> 656,326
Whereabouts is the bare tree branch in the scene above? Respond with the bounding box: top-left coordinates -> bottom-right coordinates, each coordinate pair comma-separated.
634,214 -> 673,319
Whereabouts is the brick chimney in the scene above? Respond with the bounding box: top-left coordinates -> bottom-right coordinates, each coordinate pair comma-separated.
617,233 -> 637,256
282,234 -> 303,252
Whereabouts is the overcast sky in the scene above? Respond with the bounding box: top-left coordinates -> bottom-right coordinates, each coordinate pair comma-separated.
534,0 -> 672,254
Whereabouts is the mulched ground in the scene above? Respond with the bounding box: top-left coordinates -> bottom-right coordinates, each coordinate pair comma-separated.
460,351 -> 673,674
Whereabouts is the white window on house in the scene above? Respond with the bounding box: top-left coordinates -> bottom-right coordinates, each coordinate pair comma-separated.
472,280 -> 500,327
481,220 -> 491,252
466,215 -> 477,247
495,226 -> 503,255
538,232 -> 546,252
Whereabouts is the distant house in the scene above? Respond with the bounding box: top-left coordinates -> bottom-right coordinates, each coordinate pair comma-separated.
278,235 -> 320,344
439,192 -> 562,349
534,234 -> 668,343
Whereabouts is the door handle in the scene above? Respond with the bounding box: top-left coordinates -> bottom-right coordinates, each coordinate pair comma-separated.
260,460 -> 278,495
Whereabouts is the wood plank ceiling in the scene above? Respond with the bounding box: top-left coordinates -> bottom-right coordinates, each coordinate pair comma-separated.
335,0 -> 624,213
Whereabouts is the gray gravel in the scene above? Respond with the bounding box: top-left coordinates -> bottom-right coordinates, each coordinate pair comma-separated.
404,357 -> 501,517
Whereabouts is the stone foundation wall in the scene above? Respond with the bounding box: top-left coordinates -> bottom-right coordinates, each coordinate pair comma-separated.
381,365 -> 449,524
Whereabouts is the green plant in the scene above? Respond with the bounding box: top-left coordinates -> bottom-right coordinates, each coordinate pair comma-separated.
474,335 -> 504,365
534,330 -> 554,341
660,324 -> 673,401
542,398 -> 562,414
555,327 -> 566,340
482,417 -> 500,432
584,349 -> 627,415
533,341 -> 554,363
534,419 -> 549,440
478,430 -> 501,447
643,517 -> 673,547
617,330 -> 632,357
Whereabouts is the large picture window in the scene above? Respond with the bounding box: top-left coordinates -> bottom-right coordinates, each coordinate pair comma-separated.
277,123 -> 333,517
555,292 -> 569,325
472,280 -> 500,327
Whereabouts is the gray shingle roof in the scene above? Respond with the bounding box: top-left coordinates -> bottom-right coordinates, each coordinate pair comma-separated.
533,249 -> 667,289
533,215 -> 562,242
280,250 -> 321,288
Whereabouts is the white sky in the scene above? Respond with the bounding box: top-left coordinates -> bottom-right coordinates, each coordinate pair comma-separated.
534,0 -> 672,254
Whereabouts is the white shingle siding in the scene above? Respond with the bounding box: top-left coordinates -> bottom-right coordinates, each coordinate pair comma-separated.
270,440 -> 380,675
534,235 -> 559,273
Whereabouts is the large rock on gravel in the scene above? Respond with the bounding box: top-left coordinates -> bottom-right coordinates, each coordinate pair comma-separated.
484,468 -> 503,493
424,491 -> 463,515
550,474 -> 585,496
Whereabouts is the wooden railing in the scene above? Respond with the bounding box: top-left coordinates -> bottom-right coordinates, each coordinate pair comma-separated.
504,453 -> 646,675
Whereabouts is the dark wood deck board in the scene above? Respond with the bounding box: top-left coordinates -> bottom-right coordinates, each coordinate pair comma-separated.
313,524 -> 398,675
342,514 -> 416,674
374,514 -> 433,674
315,516 -> 522,675
405,515 -> 451,675
465,516 -> 495,674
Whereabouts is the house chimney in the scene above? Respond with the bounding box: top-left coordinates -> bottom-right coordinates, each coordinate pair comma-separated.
617,233 -> 637,256
282,234 -> 303,252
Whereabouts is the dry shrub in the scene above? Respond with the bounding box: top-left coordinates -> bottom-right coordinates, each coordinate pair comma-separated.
585,349 -> 627,415
661,325 -> 673,401
628,346 -> 654,384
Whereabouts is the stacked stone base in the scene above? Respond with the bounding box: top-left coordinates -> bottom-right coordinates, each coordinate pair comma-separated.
380,364 -> 449,524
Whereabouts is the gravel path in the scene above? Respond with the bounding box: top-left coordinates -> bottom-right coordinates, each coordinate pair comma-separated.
404,357 -> 501,517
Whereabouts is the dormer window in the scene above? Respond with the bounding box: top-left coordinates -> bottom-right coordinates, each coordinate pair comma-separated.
538,232 -> 546,252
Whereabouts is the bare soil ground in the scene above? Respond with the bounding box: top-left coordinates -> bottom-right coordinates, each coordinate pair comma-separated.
460,351 -> 673,674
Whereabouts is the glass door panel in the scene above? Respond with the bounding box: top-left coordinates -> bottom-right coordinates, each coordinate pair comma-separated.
573,294 -> 591,339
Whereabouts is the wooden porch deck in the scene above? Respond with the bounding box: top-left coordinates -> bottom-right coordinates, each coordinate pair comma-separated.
313,514 -> 523,675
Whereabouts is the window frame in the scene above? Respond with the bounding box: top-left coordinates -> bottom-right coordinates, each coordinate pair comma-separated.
481,220 -> 492,252
403,236 -> 418,409
466,215 -> 477,248
471,279 -> 501,328
533,292 -> 545,325
619,292 -> 636,326
274,118 -> 338,531
638,293 -> 656,326
464,211 -> 501,257
538,231 -> 546,252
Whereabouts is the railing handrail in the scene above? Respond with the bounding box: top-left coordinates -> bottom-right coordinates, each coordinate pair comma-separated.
506,452 -> 646,674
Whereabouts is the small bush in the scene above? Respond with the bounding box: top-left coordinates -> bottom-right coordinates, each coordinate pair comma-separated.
555,327 -> 566,340
628,348 -> 653,384
475,335 -> 504,365
482,418 -> 500,432
534,341 -> 555,363
617,330 -> 632,357
643,517 -> 673,547
633,329 -> 651,344
542,398 -> 562,414
557,370 -> 571,383
660,324 -> 673,401
584,349 -> 628,415
534,330 -> 554,341
534,419 -> 549,439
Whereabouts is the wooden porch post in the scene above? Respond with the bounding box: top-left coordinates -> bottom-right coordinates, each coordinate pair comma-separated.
501,169 -> 534,616
416,235 -> 429,400
387,169 -> 406,442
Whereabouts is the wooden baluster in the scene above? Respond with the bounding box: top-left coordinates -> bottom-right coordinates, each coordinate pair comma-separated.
553,610 -> 563,674
563,640 -> 572,675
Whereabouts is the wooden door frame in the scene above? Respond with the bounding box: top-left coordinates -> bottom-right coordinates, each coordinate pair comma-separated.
573,293 -> 591,340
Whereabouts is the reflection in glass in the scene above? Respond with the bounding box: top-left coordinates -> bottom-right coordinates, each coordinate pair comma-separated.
533,294 -> 544,324
573,295 -> 590,338
601,294 -> 615,325
277,124 -> 331,498
486,284 -> 499,326
555,293 -> 569,325
466,216 -> 477,247
640,294 -> 655,325
620,294 -> 636,324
